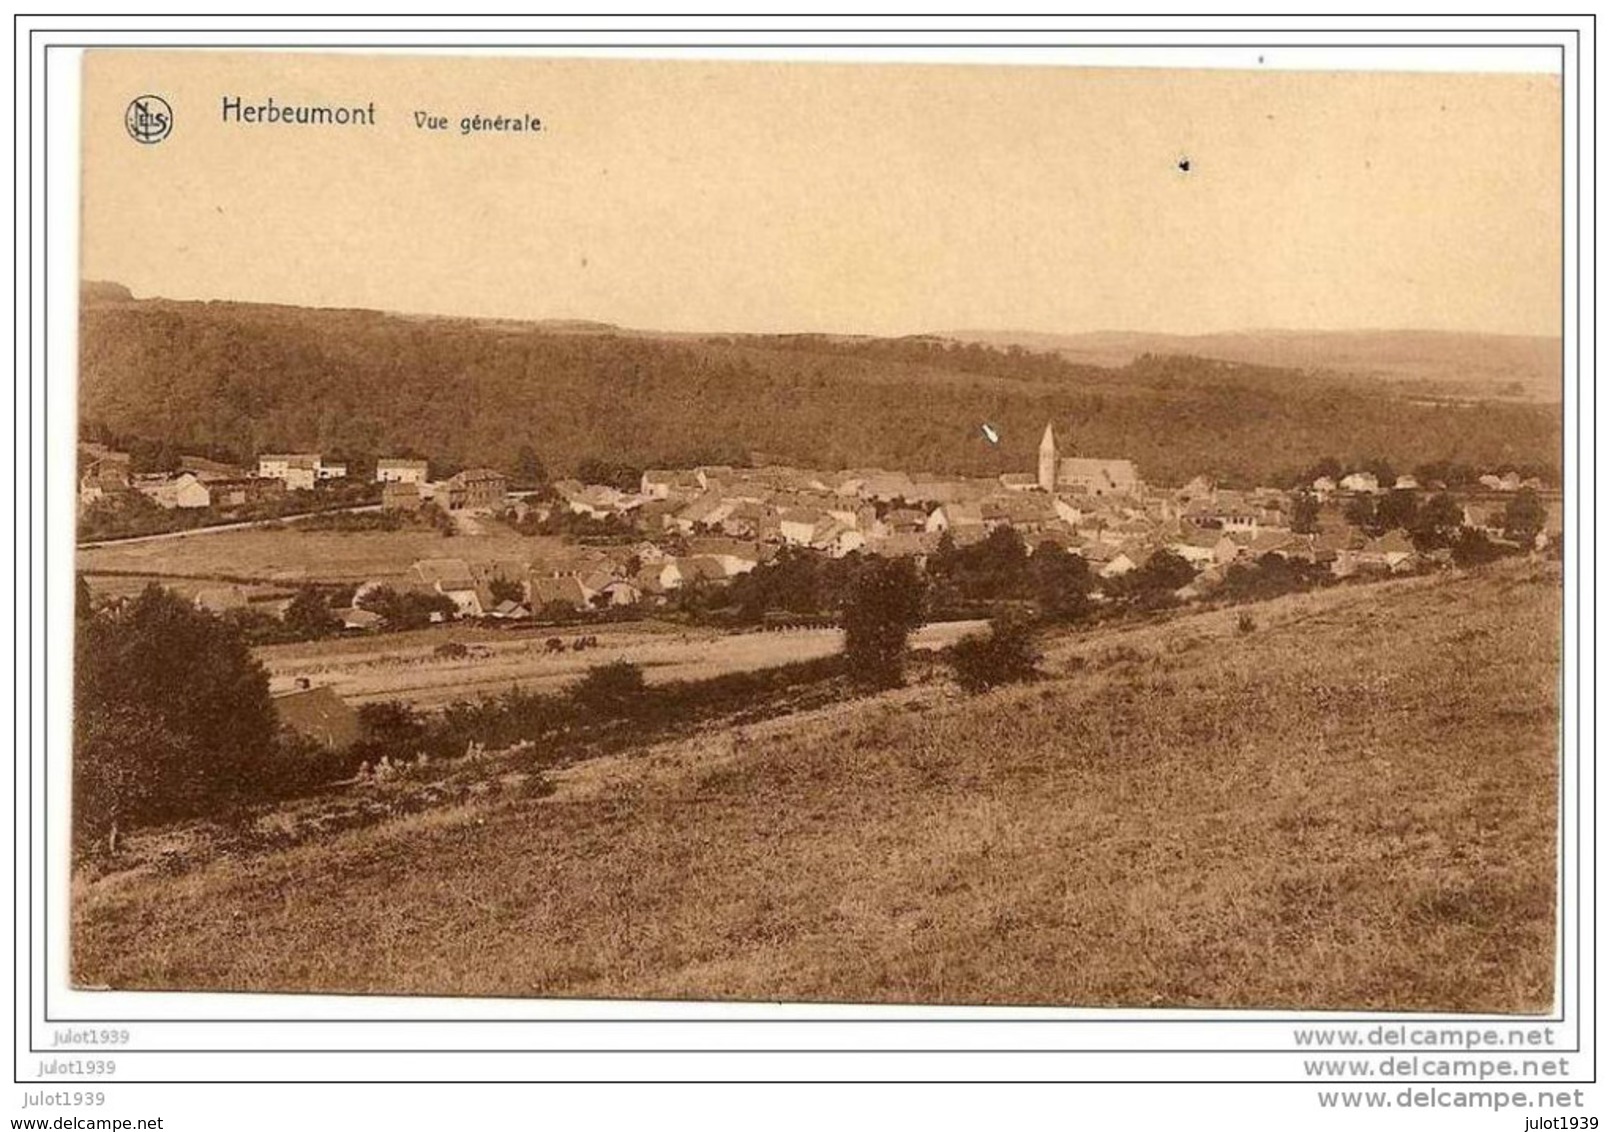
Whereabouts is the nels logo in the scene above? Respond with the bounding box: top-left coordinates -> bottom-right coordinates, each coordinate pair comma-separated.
124,95 -> 173,144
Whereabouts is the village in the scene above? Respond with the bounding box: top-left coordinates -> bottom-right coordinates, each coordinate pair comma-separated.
79,422 -> 1563,632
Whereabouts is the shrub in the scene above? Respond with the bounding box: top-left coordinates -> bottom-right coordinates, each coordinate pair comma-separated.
1236,611 -> 1257,634
842,557 -> 926,689
434,641 -> 470,659
948,613 -> 1041,693
573,660 -> 647,715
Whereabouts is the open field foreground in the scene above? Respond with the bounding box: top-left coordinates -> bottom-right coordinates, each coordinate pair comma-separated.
77,523 -> 558,586
256,620 -> 988,705
72,563 -> 1560,1010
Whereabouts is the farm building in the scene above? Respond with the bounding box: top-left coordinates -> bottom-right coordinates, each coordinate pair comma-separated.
272,684 -> 361,750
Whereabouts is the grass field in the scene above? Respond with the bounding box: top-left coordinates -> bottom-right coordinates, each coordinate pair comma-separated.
71,562 -> 1561,1011
255,619 -> 987,705
77,522 -> 558,585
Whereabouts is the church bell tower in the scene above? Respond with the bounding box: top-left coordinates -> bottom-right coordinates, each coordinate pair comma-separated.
1037,422 -> 1058,492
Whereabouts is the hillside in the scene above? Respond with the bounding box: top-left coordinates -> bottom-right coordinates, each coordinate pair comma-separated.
79,289 -> 1562,488
72,563 -> 1559,1010
949,328 -> 1563,403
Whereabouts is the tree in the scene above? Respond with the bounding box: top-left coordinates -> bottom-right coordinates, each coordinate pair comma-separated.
356,585 -> 458,630
1343,494 -> 1377,532
513,444 -> 548,487
74,585 -> 279,852
354,700 -> 427,759
487,575 -> 524,606
1503,488 -> 1547,547
1290,491 -> 1321,535
841,557 -> 926,689
1409,492 -> 1464,551
282,586 -> 339,639
949,611 -> 1041,693
1374,488 -> 1419,535
1028,543 -> 1093,622
1131,549 -> 1195,598
1451,527 -> 1503,568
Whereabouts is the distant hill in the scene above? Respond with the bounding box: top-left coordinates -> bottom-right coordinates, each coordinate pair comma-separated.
946,329 -> 1563,403
78,288 -> 1562,487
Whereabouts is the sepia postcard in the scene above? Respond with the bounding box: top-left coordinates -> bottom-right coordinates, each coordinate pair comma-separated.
72,49 -> 1564,1012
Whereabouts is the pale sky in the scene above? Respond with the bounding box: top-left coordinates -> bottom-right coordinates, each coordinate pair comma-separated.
82,52 -> 1563,337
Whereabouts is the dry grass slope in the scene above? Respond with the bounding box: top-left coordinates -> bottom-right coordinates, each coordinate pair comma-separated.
72,563 -> 1560,1011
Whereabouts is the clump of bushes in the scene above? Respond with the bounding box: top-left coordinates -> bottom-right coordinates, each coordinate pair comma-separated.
948,612 -> 1041,693
573,660 -> 648,715
1236,611 -> 1257,634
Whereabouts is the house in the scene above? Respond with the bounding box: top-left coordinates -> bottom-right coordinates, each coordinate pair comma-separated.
527,574 -> 591,612
1183,490 -> 1261,533
925,501 -> 984,534
1462,502 -> 1509,539
1339,471 -> 1380,494
257,453 -> 322,490
382,481 -> 423,512
316,461 -> 348,481
1394,474 -> 1420,491
1358,529 -> 1418,572
79,451 -> 133,506
1098,552 -> 1138,578
653,556 -> 717,591
593,580 -> 644,607
775,508 -> 827,546
811,518 -> 867,558
272,684 -> 361,750
489,600 -> 531,620
375,458 -> 430,484
205,476 -> 285,510
998,472 -> 1041,493
670,494 -> 733,532
865,531 -> 942,564
135,472 -> 211,510
714,499 -> 768,538
1169,528 -> 1240,569
1312,475 -> 1338,500
413,557 -> 482,617
338,607 -> 383,631
686,537 -> 764,575
858,471 -> 918,503
640,469 -> 702,499
445,468 -> 508,511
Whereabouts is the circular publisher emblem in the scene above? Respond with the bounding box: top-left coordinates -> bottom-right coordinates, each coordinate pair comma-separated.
124,95 -> 173,144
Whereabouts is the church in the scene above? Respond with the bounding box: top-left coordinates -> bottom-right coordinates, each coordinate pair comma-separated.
1036,423 -> 1143,497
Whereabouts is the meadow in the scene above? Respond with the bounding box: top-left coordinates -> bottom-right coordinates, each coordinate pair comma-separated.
255,619 -> 987,705
76,522 -> 558,586
71,562 -> 1560,1011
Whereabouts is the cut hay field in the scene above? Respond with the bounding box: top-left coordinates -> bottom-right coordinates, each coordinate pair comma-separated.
256,619 -> 988,705
71,562 -> 1561,1011
76,522 -> 559,585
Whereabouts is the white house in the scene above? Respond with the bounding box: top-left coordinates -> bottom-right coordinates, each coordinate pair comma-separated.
1339,471 -> 1381,494
258,453 -> 321,491
375,458 -> 429,484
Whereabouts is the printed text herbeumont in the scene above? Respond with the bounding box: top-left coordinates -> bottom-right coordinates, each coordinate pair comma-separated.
221,96 -> 377,126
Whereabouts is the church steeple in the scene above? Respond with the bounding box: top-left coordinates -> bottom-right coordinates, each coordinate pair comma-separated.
1037,422 -> 1058,492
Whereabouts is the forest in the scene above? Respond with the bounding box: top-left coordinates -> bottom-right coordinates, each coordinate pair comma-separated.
78,292 -> 1563,488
